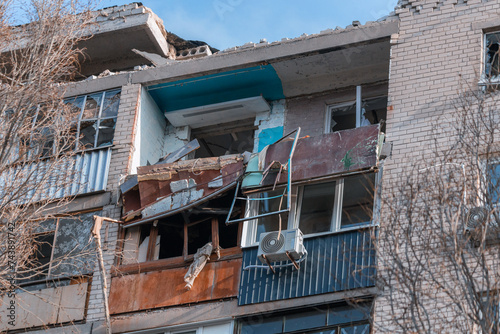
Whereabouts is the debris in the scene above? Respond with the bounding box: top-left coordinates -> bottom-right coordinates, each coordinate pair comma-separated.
184,242 -> 213,290
156,139 -> 200,165
132,48 -> 174,67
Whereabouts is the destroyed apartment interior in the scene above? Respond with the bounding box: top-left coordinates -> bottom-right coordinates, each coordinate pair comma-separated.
3,0 -> 500,333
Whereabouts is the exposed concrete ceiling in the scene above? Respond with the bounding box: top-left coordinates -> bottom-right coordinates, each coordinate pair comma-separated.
79,26 -> 166,77
272,39 -> 391,97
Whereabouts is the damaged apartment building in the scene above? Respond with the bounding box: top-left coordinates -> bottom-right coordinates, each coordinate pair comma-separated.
0,3 -> 394,332
4,0 -> 500,333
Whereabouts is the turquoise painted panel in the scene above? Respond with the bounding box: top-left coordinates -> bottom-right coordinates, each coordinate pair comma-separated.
241,153 -> 262,188
238,229 -> 376,305
257,126 -> 284,152
147,65 -> 284,112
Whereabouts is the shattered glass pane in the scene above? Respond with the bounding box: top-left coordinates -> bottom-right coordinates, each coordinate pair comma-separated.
485,32 -> 500,79
361,97 -> 387,125
96,118 -> 116,147
82,93 -> 102,120
101,90 -> 121,118
79,120 -> 97,149
66,96 -> 85,116
330,102 -> 356,132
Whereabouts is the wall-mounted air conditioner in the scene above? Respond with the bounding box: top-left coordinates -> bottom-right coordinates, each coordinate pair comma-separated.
257,229 -> 306,264
465,206 -> 500,245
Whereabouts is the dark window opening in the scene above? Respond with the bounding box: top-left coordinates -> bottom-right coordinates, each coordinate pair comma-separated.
486,32 -> 500,79
125,190 -> 243,263
328,95 -> 387,133
219,219 -> 238,249
157,219 -> 184,259
330,102 -> 357,132
191,118 -> 256,158
299,181 -> 336,235
363,96 -> 387,133
25,233 -> 55,281
187,218 -> 212,255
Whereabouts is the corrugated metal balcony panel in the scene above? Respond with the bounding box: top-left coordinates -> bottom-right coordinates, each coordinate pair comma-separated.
238,229 -> 376,306
0,147 -> 111,204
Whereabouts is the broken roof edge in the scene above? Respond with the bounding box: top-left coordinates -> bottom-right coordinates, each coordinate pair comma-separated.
216,15 -> 399,55
122,180 -> 238,228
61,14 -> 398,97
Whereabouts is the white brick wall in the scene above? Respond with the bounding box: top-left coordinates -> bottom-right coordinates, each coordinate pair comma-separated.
86,84 -> 141,322
375,0 -> 500,332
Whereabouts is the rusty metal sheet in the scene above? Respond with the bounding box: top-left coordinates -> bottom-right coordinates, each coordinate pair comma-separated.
108,259 -> 241,314
245,124 -> 380,189
137,159 -> 243,209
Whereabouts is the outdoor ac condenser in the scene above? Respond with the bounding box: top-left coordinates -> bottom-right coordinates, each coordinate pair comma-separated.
257,229 -> 306,264
465,206 -> 500,245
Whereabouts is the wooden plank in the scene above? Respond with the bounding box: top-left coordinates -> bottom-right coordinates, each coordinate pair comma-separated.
157,139 -> 200,164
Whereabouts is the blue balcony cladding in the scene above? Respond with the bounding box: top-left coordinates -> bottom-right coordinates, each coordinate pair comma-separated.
238,229 -> 376,306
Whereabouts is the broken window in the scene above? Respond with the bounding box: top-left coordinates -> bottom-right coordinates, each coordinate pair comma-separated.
24,232 -> 55,281
121,192 -> 242,265
485,32 -> 500,80
19,212 -> 98,285
326,87 -> 387,133
191,118 -> 256,158
73,89 -> 120,150
243,173 -> 376,247
237,302 -> 371,334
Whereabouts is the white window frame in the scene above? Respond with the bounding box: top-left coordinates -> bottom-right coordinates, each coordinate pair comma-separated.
325,86 -> 386,134
242,172 -> 381,248
481,30 -> 500,84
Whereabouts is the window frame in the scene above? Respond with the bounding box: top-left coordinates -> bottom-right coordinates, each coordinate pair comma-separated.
242,171 -> 379,248
70,89 -> 121,151
482,30 -> 500,83
324,86 -> 387,134
20,210 -> 101,286
120,216 -> 243,267
237,302 -> 372,334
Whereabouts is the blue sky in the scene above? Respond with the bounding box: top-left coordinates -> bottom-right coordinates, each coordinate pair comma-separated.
95,0 -> 398,51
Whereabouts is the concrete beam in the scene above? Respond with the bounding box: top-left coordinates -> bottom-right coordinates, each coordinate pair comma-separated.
62,20 -> 397,98
131,20 -> 398,86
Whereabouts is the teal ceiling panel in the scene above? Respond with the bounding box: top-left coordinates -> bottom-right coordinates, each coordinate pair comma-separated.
147,65 -> 284,113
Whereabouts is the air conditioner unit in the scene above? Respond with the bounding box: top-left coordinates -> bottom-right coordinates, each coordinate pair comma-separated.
465,206 -> 500,245
466,206 -> 489,232
257,229 -> 306,264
